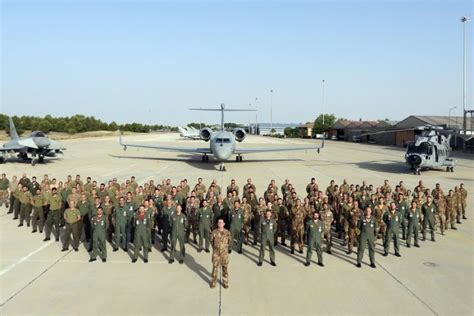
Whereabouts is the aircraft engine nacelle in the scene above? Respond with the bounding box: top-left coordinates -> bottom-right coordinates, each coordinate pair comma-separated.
233,128 -> 246,142
199,128 -> 212,142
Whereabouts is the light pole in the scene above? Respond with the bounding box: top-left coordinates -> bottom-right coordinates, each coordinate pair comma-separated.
449,105 -> 457,129
255,97 -> 259,135
322,80 -> 326,126
270,89 -> 273,136
461,16 -> 470,135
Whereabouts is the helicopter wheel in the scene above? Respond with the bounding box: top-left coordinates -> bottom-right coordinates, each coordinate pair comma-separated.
450,167 -> 454,172
31,159 -> 37,166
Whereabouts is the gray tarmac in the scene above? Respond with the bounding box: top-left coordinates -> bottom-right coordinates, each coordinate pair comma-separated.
0,133 -> 473,316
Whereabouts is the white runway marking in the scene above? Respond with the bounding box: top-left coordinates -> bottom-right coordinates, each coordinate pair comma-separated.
0,241 -> 53,277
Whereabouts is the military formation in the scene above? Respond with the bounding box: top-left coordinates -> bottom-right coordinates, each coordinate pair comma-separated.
0,173 -> 469,288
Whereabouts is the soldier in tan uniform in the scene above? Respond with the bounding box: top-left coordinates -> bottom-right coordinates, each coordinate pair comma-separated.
459,183 -> 467,220
62,200 -> 81,251
210,218 -> 231,289
18,185 -> 33,227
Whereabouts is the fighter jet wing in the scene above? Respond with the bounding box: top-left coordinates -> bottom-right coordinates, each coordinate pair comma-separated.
0,142 -> 27,151
235,139 -> 325,154
48,139 -> 66,151
119,135 -> 211,154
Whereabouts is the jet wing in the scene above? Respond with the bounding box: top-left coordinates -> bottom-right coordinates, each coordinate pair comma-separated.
0,142 -> 26,151
48,139 -> 66,151
235,139 -> 325,154
119,135 -> 211,154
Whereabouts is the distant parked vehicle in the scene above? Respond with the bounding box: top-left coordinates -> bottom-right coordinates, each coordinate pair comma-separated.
352,135 -> 361,142
331,135 -> 337,140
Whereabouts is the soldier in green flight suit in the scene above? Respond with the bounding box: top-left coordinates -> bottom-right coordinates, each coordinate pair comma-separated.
62,200 -> 82,252
406,201 -> 421,248
31,188 -> 45,233
421,196 -> 436,242
132,205 -> 150,263
229,201 -> 244,254
197,200 -> 213,253
396,193 -> 409,240
356,207 -> 377,268
383,202 -> 401,257
44,188 -> 62,242
89,206 -> 108,262
169,205 -> 187,264
258,210 -> 277,266
161,199 -> 176,252
114,197 -> 128,251
305,211 -> 324,267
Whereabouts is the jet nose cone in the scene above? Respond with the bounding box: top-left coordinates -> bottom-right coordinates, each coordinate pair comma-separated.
35,138 -> 51,148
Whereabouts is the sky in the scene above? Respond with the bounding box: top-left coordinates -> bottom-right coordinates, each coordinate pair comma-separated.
1,0 -> 472,126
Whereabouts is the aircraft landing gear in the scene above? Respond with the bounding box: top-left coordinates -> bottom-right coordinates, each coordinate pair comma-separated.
219,163 -> 226,172
446,166 -> 454,172
31,158 -> 37,166
39,156 -> 44,163
0,156 -> 4,164
414,168 -> 421,175
235,155 -> 243,162
202,155 -> 209,163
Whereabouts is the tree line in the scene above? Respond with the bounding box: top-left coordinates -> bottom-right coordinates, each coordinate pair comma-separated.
0,114 -> 177,135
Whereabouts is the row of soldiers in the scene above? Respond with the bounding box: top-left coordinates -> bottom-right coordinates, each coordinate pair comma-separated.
0,173 -> 468,286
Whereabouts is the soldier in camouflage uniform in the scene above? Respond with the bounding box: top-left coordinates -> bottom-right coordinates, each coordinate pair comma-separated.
185,196 -> 199,244
454,186 -> 463,224
258,210 -> 277,266
276,198 -> 289,247
347,200 -> 362,254
210,218 -> 231,289
320,203 -> 334,254
0,173 -> 10,209
445,190 -> 457,230
290,199 -> 305,254
459,183 -> 467,220
241,197 -> 253,245
436,193 -> 446,235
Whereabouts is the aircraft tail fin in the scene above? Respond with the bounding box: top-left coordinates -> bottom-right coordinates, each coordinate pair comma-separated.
9,117 -> 19,140
189,104 -> 256,131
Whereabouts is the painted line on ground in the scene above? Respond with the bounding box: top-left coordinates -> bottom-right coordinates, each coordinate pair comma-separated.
0,241 -> 53,277
0,249 -> 71,307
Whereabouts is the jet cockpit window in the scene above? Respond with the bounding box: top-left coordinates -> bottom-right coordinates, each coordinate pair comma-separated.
31,131 -> 46,137
407,142 -> 430,155
215,138 -> 231,144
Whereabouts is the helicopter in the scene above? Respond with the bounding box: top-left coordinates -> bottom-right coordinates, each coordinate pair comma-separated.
362,125 -> 455,175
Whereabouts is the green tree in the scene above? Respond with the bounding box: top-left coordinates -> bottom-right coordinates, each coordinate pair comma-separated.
38,120 -> 53,133
313,114 -> 337,134
284,127 -> 299,138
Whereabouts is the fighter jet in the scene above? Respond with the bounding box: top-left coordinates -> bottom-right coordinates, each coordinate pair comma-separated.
178,126 -> 201,140
119,104 -> 324,171
0,117 -> 65,165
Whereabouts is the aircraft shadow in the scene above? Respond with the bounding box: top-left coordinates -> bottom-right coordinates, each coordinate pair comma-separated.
109,154 -> 303,171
